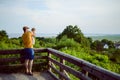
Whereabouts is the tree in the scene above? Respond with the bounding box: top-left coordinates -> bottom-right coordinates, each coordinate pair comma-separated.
87,37 -> 92,43
56,25 -> 90,47
107,41 -> 114,48
0,30 -> 8,41
57,25 -> 82,40
110,49 -> 120,63
101,39 -> 114,49
101,39 -> 109,44
91,40 -> 103,51
87,37 -> 93,45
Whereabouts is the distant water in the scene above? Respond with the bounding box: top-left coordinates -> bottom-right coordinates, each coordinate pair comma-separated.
8,33 -> 111,38
85,33 -> 120,41
8,33 -> 58,38
8,33 -> 120,41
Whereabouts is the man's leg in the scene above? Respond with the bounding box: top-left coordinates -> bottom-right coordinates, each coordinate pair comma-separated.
25,59 -> 29,73
29,60 -> 33,74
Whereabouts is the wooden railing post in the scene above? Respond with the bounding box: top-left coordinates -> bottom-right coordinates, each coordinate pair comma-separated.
59,58 -> 65,80
48,52 -> 52,72
81,69 -> 88,76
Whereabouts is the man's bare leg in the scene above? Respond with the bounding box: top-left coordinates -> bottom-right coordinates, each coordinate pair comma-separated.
29,60 -> 33,74
25,59 -> 29,73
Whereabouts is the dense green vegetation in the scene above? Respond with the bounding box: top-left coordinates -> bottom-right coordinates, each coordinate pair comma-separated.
0,25 -> 120,75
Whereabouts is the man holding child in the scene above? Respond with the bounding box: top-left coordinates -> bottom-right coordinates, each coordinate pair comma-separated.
22,26 -> 35,75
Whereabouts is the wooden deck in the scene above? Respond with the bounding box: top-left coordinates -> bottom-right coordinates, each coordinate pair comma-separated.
0,71 -> 55,80
0,48 -> 120,80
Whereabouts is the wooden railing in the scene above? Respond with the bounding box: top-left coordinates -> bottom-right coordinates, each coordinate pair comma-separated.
0,48 -> 120,80
0,48 -> 48,72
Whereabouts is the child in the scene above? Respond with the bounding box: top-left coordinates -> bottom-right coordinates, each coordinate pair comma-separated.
31,28 -> 36,45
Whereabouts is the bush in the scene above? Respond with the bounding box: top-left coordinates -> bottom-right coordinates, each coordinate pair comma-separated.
60,48 -> 120,74
94,54 -> 109,63
0,41 -> 8,49
55,36 -> 80,49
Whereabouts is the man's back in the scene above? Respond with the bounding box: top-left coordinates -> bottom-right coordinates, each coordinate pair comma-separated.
22,31 -> 33,48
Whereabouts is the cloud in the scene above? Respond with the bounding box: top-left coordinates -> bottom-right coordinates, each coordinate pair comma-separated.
0,0 -> 120,34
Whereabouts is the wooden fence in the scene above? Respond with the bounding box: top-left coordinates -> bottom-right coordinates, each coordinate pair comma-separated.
0,48 -> 120,80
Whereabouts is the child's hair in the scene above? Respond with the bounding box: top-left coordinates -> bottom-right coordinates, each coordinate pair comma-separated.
31,28 -> 35,31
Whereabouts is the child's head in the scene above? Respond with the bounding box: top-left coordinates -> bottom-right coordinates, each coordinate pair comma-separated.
31,28 -> 36,32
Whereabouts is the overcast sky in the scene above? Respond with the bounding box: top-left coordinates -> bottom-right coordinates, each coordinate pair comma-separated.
0,0 -> 120,35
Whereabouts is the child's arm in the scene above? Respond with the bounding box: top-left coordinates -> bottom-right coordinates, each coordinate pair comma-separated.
31,31 -> 35,37
32,31 -> 36,37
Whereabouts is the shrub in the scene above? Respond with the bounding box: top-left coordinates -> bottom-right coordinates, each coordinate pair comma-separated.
55,36 -> 80,49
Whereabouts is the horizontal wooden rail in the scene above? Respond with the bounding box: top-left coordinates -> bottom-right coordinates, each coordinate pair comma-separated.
0,58 -> 20,63
0,48 -> 47,55
48,57 -> 91,80
0,48 -> 48,73
49,65 -> 70,80
47,48 -> 120,80
0,49 -> 22,55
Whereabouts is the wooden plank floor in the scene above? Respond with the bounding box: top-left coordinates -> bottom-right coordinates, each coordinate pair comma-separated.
0,71 -> 56,80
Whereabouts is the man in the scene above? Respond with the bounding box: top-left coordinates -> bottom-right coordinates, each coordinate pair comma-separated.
22,26 -> 34,75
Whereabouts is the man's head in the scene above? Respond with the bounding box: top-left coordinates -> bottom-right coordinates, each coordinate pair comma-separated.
23,26 -> 29,32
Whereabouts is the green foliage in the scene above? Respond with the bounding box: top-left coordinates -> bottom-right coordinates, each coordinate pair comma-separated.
91,40 -> 103,51
87,37 -> 93,45
0,41 -> 9,49
56,25 -> 90,47
34,39 -> 41,48
0,30 -> 8,41
57,25 -> 82,40
9,38 -> 21,45
0,40 -> 19,49
94,54 -> 109,63
0,37 -> 22,49
55,36 -> 81,49
101,39 -> 114,48
109,49 -> 120,63
36,37 -> 56,48
60,48 -> 120,74
91,39 -> 115,52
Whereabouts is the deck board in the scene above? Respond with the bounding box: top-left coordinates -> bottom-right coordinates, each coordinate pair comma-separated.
0,71 -> 56,80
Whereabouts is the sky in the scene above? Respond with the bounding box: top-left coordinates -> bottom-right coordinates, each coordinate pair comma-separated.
0,0 -> 120,35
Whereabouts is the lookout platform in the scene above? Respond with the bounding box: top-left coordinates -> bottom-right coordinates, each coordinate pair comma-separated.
0,71 -> 55,80
0,48 -> 120,80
